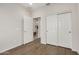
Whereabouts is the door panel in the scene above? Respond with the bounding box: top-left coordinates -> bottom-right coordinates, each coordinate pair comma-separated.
58,13 -> 72,48
46,15 -> 57,45
46,13 -> 72,49
24,16 -> 33,44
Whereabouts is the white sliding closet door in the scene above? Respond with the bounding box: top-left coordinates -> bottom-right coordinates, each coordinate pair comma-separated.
24,16 -> 33,44
46,15 -> 57,45
58,13 -> 72,48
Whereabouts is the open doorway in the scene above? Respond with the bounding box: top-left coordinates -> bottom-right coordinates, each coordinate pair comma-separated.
33,17 -> 41,40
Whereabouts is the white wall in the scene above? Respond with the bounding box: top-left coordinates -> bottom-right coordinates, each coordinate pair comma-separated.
32,3 -> 79,53
0,3 -> 32,53
75,4 -> 79,53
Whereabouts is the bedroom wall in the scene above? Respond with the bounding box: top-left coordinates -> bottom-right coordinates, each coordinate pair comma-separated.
0,3 -> 32,53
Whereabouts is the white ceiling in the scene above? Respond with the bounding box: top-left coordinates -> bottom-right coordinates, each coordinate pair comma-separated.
21,3 -> 49,10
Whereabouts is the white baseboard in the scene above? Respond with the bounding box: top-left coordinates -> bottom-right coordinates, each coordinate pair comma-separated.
0,43 -> 22,53
71,48 -> 79,54
41,41 -> 46,44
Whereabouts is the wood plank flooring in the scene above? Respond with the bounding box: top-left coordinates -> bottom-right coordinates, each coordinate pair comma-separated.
0,39 -> 78,55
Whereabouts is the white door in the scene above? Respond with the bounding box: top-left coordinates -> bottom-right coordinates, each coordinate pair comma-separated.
24,16 -> 33,44
46,15 -> 57,45
58,13 -> 72,48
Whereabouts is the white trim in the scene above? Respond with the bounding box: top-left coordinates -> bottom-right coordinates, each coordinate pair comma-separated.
0,43 -> 22,53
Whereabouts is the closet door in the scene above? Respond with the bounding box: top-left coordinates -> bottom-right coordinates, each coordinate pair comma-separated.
58,13 -> 72,48
46,15 -> 57,45
24,16 -> 33,44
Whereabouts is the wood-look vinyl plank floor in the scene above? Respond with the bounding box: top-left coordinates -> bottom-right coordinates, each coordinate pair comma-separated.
0,39 -> 78,55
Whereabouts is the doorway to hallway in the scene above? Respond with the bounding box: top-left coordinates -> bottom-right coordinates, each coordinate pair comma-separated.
33,17 -> 41,40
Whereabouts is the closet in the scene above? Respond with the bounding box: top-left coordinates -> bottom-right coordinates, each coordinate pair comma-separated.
46,12 -> 72,49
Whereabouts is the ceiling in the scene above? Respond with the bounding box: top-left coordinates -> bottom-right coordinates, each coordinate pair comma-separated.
21,3 -> 51,10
